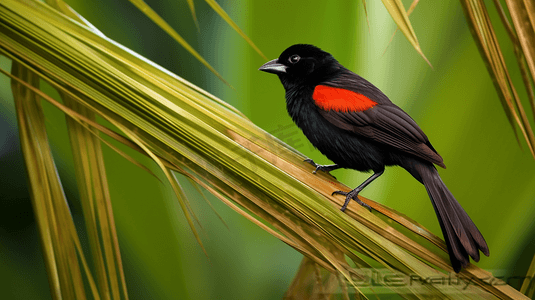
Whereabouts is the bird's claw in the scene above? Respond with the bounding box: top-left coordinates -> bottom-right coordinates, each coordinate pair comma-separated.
331,190 -> 347,196
332,190 -> 372,212
303,159 -> 337,178
304,158 -> 317,166
304,159 -> 319,174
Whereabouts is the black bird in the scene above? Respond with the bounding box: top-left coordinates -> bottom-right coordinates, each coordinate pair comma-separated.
259,44 -> 489,272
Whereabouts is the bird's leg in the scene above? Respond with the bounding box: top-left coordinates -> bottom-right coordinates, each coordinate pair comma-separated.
333,169 -> 385,212
304,159 -> 340,174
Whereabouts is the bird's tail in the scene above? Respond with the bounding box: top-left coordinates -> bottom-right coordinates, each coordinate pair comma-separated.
401,159 -> 489,272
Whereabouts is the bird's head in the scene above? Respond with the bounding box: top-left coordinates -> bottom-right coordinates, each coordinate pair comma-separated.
259,44 -> 340,89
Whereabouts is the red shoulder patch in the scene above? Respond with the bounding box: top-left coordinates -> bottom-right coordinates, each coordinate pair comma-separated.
312,85 -> 377,112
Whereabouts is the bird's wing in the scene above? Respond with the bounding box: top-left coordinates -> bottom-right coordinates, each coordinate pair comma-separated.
313,85 -> 445,168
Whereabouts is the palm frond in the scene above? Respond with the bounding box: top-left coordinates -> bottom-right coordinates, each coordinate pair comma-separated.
9,63 -> 100,300
128,0 -> 265,86
383,0 -> 420,55
284,256 -> 344,300
461,0 -> 535,158
47,3 -> 129,298
492,0 -> 535,123
127,0 -> 230,87
186,0 -> 200,31
505,0 -> 535,87
361,0 -> 370,32
520,253 -> 535,297
203,0 -> 266,60
381,0 -> 431,67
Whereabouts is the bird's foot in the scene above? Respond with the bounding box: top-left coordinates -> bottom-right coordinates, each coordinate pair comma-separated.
332,190 -> 372,212
304,159 -> 338,177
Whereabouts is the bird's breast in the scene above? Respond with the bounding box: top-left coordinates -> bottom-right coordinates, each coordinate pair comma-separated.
285,89 -> 385,171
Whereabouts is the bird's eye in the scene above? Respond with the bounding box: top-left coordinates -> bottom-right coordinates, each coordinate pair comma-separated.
289,55 -> 300,64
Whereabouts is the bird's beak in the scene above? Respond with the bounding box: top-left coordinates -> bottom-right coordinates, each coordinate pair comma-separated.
259,59 -> 287,74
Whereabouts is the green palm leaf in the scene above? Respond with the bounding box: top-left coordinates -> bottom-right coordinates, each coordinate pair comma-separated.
381,0 -> 431,66
461,0 -> 535,158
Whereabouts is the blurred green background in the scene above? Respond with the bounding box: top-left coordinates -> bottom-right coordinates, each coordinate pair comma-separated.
1,0 -> 534,299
